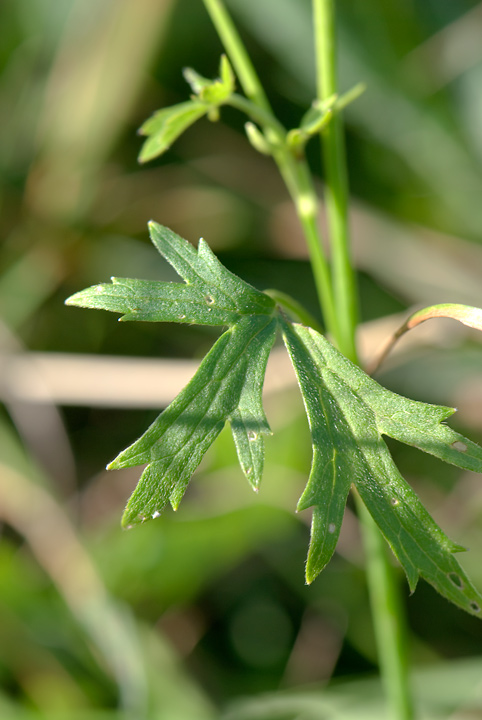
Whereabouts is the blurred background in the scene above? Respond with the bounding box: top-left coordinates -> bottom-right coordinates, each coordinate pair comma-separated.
2,0 -> 482,718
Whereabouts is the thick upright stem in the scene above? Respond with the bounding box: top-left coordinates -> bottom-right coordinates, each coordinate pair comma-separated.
203,1 -> 414,714
202,0 -> 271,112
313,0 -> 357,362
356,497 -> 414,720
313,1 -> 414,717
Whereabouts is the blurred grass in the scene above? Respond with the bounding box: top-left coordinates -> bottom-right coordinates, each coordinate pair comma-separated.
1,0 -> 482,717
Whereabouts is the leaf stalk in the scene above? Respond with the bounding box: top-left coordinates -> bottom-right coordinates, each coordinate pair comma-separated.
356,496 -> 415,720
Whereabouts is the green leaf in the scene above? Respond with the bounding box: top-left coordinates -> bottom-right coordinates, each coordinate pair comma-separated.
66,223 -> 482,617
66,222 -> 276,527
282,320 -> 482,616
137,101 -> 208,162
66,222 -> 274,326
219,54 -> 235,93
281,320 -> 352,582
138,56 -> 235,163
230,317 -> 277,490
114,313 -> 277,526
182,67 -> 212,94
184,55 -> 235,106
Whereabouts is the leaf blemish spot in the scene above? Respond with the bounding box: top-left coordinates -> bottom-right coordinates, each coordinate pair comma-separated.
448,572 -> 464,589
205,294 -> 215,305
179,314 -> 186,320
390,497 -> 400,506
451,441 -> 467,452
152,510 -> 161,519
470,602 -> 480,613
328,523 -> 336,534
247,430 -> 257,441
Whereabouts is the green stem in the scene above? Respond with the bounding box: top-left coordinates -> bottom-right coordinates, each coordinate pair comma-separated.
202,0 -> 271,112
356,497 -> 414,720
281,156 -> 339,340
202,0 -> 340,342
313,0 -> 357,363
314,2 -> 414,718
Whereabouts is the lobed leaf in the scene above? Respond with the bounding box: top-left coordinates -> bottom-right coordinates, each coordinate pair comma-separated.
66,222 -> 275,326
184,55 -> 235,105
66,224 -> 482,618
138,56 -> 235,163
182,67 -> 213,94
66,223 -> 277,525
282,321 -> 352,582
114,315 -> 277,527
313,328 -> 482,474
283,321 -> 482,616
137,101 -> 208,162
230,317 -> 277,490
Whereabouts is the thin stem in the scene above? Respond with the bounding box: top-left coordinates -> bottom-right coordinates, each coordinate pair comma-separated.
202,0 -> 340,341
313,0 -> 357,362
282,156 -> 339,339
314,2 -> 414,717
356,497 -> 415,720
202,0 -> 271,112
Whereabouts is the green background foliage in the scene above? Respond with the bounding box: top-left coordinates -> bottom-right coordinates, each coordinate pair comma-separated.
2,0 -> 482,718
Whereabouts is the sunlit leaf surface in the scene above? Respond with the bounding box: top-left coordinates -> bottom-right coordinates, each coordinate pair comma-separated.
66,223 -> 482,616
